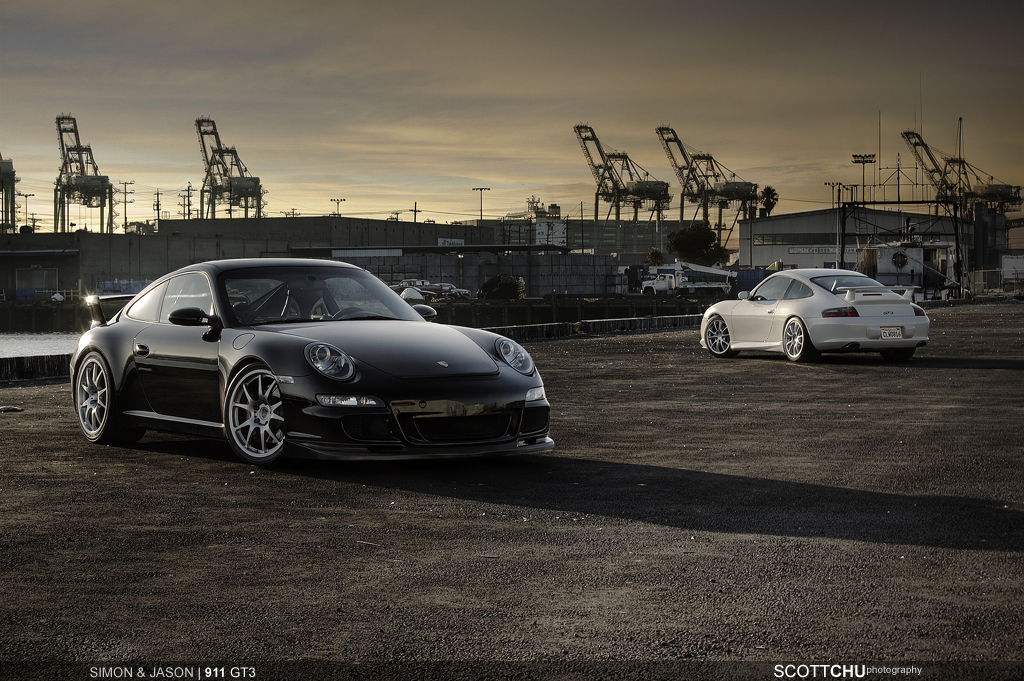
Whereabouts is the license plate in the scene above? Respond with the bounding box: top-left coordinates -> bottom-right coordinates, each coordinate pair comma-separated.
881,326 -> 903,339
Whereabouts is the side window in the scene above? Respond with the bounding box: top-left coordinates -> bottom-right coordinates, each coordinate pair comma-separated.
784,281 -> 814,300
751,276 -> 792,301
125,282 -> 167,322
160,273 -> 214,322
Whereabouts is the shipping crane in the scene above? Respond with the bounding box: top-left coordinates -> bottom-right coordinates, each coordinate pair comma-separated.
1,151 -> 16,231
574,124 -> 671,225
902,123 -> 1021,214
656,126 -> 758,249
196,117 -> 264,219
53,115 -> 115,233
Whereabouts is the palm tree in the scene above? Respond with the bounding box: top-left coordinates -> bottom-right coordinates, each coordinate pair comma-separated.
759,186 -> 779,217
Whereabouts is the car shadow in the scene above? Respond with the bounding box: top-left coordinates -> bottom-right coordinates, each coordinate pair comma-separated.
264,453 -> 1022,553
727,353 -> 1024,371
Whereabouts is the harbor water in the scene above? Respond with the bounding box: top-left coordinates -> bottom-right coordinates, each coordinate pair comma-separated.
0,332 -> 81,359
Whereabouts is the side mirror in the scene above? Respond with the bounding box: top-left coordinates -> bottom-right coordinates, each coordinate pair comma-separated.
168,307 -> 220,328
413,304 -> 437,322
738,291 -> 750,300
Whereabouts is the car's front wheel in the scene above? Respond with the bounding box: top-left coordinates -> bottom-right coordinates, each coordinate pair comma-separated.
704,315 -> 738,358
783,317 -> 820,362
74,351 -> 145,445
224,364 -> 287,464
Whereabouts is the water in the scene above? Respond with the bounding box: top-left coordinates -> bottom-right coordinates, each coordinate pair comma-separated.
0,332 -> 82,358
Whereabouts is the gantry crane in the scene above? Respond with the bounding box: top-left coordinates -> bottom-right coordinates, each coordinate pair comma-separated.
656,126 -> 758,249
196,117 -> 264,219
1,151 -> 16,230
54,115 -> 115,233
574,124 -> 671,225
902,123 -> 1021,215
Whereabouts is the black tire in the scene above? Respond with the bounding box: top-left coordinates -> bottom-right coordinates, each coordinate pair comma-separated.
880,347 -> 916,362
74,351 -> 145,445
704,315 -> 739,358
783,317 -> 820,363
224,364 -> 287,464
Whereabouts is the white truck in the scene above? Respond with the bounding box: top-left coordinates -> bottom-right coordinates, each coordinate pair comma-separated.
641,273 -> 677,296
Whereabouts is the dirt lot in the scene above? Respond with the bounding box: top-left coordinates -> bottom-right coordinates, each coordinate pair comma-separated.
1,303 -> 1022,680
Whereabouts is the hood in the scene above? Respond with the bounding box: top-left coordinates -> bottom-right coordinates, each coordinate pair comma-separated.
267,320 -> 499,378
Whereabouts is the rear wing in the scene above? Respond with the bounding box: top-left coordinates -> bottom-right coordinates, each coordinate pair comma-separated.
837,285 -> 918,303
84,294 -> 136,327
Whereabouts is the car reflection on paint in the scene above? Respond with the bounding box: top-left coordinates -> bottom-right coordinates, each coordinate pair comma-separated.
700,268 -> 929,362
72,258 -> 553,464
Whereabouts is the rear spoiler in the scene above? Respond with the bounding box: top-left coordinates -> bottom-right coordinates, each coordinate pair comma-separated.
84,294 -> 136,327
837,285 -> 919,302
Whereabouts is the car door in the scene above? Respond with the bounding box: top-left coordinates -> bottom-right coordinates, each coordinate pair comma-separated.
729,275 -> 793,343
133,272 -> 222,424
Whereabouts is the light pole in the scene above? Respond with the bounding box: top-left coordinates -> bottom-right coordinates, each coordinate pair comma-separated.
852,154 -> 876,203
16,191 -> 33,231
472,187 -> 490,221
331,198 -> 345,215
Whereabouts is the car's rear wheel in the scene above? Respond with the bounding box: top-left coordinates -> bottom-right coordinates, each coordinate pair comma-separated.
225,364 -> 287,464
783,317 -> 819,362
74,351 -> 145,445
880,347 -> 916,362
704,315 -> 738,358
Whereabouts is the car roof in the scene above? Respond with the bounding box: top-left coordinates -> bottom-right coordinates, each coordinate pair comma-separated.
169,258 -> 361,277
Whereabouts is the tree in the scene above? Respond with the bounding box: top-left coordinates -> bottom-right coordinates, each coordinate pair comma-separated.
645,247 -> 664,267
666,222 -> 727,266
759,186 -> 779,217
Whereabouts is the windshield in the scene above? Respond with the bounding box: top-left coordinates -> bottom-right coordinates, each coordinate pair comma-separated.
810,274 -> 884,294
219,265 -> 424,326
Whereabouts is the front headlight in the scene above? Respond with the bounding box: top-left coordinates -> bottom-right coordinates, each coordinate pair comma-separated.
305,342 -> 356,381
495,338 -> 534,375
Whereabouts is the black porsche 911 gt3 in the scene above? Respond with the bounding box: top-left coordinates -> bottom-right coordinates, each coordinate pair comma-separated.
71,258 -> 554,464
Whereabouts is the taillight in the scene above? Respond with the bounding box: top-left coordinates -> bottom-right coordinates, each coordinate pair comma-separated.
912,305 -> 927,317
822,306 -> 859,318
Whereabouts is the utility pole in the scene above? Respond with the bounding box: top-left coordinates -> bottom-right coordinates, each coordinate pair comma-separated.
472,187 -> 490,221
120,180 -> 135,232
178,183 -> 195,219
331,198 -> 345,215
153,190 -> 162,231
409,202 -> 420,223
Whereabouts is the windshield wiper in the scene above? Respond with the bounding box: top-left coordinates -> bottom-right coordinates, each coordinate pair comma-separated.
251,317 -> 319,325
339,314 -> 399,321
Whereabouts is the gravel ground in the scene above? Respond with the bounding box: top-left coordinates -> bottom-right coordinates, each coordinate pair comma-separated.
1,303 -> 1022,680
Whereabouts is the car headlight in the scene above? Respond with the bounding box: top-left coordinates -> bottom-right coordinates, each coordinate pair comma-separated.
305,342 -> 355,381
495,338 -> 534,375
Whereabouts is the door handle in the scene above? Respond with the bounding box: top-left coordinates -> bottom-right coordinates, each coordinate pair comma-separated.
134,343 -> 150,357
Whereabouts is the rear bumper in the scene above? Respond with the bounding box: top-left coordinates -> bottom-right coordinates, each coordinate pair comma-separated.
807,317 -> 929,351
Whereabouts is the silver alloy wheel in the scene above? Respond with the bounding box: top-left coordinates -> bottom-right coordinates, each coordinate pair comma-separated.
783,318 -> 805,358
227,367 -> 285,460
76,355 -> 110,438
705,316 -> 733,356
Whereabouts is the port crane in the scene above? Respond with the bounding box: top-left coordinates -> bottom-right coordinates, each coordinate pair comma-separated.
196,117 -> 264,219
1,151 -> 15,230
902,123 -> 1021,215
574,124 -> 671,225
656,126 -> 758,249
53,115 -> 115,233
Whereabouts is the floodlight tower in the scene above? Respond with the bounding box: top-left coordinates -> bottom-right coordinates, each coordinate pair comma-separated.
54,115 -> 115,233
196,117 -> 264,219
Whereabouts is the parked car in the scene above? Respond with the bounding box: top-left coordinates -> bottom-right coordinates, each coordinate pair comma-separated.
700,268 -> 929,362
72,258 -> 554,464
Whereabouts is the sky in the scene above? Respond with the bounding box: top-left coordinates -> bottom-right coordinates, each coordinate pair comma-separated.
2,0 -> 1022,234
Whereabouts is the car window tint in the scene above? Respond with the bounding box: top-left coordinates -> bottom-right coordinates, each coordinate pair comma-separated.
811,275 -> 882,293
125,282 -> 167,321
784,281 -> 814,300
751,276 -> 792,301
160,273 -> 214,322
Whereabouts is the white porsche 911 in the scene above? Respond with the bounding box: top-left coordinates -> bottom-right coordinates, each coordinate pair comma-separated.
700,268 -> 929,362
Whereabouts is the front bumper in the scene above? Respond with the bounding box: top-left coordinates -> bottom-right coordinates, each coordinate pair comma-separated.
275,372 -> 553,461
